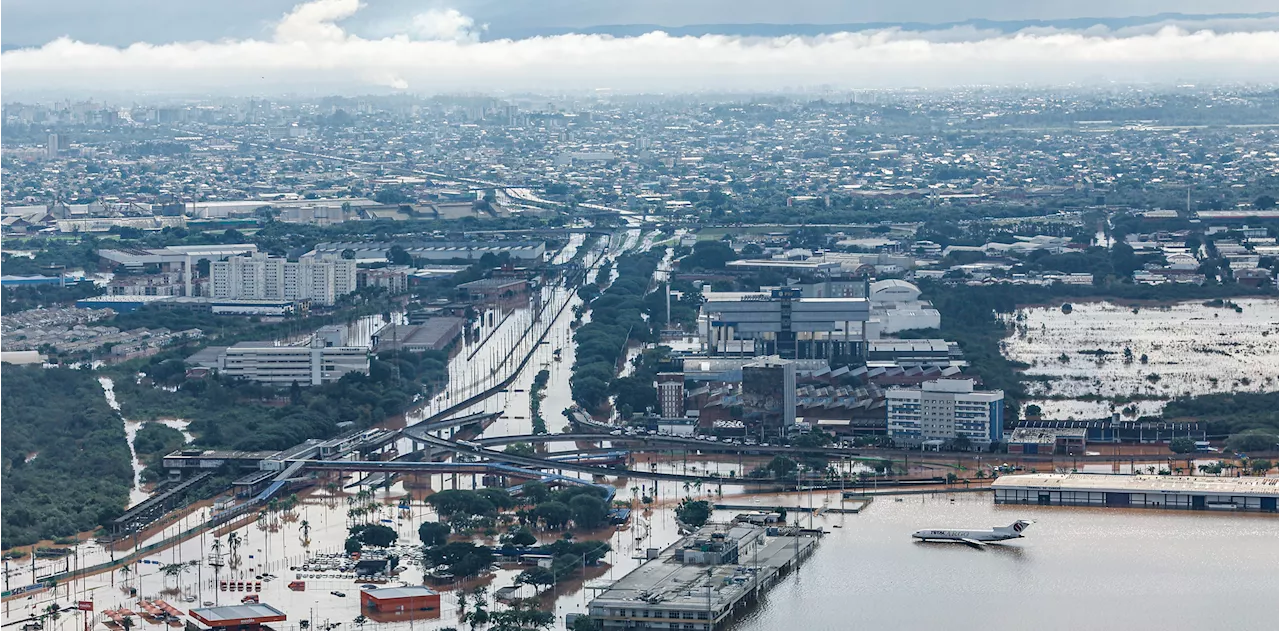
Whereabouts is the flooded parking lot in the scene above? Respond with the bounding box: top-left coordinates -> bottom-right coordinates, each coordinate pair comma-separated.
1001,298 -> 1278,419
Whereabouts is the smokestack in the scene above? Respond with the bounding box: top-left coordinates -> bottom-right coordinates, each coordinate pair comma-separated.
665,280 -> 671,327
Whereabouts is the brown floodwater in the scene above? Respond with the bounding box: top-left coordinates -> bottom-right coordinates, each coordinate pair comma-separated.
9,488 -> 1276,631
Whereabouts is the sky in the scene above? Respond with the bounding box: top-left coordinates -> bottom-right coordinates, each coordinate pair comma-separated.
1,0 -> 1277,96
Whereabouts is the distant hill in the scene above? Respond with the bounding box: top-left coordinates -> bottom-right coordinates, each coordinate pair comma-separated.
483,12 -> 1278,41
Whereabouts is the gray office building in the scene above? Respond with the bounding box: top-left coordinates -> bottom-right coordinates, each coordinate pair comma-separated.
701,288 -> 870,362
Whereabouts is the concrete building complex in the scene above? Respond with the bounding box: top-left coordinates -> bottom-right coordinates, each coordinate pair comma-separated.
701,288 -> 869,362
98,244 -> 258,296
886,378 -> 1004,449
211,252 -> 357,306
865,279 -> 941,335
190,338 -> 369,385
588,522 -> 820,631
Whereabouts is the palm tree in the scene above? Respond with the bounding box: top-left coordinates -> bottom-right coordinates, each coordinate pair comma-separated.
693,481 -> 703,496
300,520 -> 312,545
41,604 -> 61,629
160,563 -> 189,586
119,563 -> 133,588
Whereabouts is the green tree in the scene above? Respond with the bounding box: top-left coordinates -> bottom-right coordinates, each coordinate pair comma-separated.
675,498 -> 711,528
423,542 -> 494,578
1169,437 -> 1197,454
569,495 -> 608,529
533,501 -> 572,530
521,481 -> 550,505
387,245 -> 413,266
1226,429 -> 1278,453
418,521 -> 451,547
349,523 -> 398,547
766,456 -> 798,479
505,526 -> 537,547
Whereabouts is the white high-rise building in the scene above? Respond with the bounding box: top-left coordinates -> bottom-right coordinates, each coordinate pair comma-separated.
211,253 -> 357,306
887,379 -> 1004,450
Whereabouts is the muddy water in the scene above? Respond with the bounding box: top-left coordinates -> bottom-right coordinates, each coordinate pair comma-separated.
12,485 -> 1276,631
1002,298 -> 1278,419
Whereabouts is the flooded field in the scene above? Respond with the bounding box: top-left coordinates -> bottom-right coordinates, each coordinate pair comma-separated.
1001,298 -> 1279,419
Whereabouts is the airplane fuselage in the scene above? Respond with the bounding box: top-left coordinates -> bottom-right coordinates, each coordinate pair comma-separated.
911,529 -> 1019,542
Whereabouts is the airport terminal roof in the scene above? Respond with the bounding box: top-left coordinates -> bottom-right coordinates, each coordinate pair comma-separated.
992,473 -> 1280,496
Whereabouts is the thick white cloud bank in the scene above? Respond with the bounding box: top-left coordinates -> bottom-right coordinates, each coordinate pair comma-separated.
3,0 -> 1276,95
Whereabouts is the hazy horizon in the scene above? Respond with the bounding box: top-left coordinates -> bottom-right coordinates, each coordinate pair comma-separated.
1,0 -> 1277,98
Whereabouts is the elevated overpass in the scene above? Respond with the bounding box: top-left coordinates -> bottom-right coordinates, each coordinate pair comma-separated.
296,460 -> 616,501
400,423 -> 775,485
474,432 -> 878,459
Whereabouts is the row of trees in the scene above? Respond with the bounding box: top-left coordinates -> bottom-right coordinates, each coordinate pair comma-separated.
1161,392 -> 1280,437
425,482 -> 615,534
570,248 -> 667,413
529,369 -> 550,434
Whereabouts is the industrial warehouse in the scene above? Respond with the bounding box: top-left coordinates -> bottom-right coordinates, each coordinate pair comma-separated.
992,473 -> 1280,512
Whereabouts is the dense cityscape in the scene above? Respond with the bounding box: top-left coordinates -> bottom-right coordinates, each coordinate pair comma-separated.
2,4 -> 1278,631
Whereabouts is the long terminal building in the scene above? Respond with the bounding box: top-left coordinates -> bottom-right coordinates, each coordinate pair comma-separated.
993,473 -> 1279,512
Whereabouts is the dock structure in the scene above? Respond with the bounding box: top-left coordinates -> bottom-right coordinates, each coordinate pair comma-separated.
992,473 -> 1279,512
588,521 -> 820,630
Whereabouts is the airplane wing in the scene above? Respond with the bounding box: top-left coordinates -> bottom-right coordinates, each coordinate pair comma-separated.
960,538 -> 987,547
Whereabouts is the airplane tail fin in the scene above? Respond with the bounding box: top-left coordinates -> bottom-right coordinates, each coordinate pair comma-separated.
1000,520 -> 1034,535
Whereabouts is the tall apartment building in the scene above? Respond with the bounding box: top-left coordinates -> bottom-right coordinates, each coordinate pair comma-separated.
887,378 -> 1004,449
656,372 -> 686,419
211,252 -> 356,306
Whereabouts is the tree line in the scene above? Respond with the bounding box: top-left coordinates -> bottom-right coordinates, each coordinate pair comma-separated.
1,366 -> 133,548
569,248 -> 667,413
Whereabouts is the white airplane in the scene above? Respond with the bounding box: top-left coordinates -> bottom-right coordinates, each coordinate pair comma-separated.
912,520 -> 1034,547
